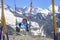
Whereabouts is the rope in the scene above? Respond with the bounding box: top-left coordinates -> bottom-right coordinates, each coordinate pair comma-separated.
13,0 -> 17,40
29,0 -> 32,31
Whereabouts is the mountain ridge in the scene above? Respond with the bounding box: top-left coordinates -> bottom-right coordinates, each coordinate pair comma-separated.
0,4 -> 60,38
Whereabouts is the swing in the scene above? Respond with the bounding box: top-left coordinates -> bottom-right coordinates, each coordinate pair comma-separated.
13,0 -> 32,36
18,0 -> 32,36
18,17 -> 30,35
14,0 -> 29,35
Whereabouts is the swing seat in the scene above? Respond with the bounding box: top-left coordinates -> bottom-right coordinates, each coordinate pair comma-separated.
20,29 -> 27,35
19,28 -> 31,36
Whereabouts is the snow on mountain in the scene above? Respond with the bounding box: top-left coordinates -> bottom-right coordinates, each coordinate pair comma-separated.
19,6 -> 50,16
0,4 -> 60,37
0,5 -> 16,28
0,0 -> 1,5
0,5 -> 43,36
58,7 -> 60,13
48,5 -> 59,13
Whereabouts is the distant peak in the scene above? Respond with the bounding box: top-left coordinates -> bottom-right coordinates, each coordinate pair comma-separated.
48,5 -> 59,13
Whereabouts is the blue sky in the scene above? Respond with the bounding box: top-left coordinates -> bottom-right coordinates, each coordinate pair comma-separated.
4,0 -> 60,8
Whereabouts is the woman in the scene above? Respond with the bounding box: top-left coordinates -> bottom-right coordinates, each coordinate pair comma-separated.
19,17 -> 29,31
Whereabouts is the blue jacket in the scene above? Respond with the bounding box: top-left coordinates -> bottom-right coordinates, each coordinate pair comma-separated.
19,22 -> 29,31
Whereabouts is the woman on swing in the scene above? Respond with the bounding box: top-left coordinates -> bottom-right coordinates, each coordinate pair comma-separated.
18,17 -> 30,35
19,17 -> 29,31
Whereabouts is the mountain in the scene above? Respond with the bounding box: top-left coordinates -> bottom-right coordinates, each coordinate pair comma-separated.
0,4 -> 60,38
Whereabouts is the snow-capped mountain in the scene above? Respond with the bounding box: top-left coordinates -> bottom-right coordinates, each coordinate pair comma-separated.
0,4 -> 60,38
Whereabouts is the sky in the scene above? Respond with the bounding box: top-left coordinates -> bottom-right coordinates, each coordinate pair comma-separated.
1,0 -> 60,8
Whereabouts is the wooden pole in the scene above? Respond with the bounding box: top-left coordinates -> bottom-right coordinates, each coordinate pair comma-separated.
1,0 -> 9,40
52,0 -> 58,40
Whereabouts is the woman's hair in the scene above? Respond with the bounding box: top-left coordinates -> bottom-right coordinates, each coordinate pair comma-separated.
23,17 -> 27,22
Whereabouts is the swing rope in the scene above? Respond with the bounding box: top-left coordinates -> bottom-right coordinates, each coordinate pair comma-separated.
29,0 -> 32,32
